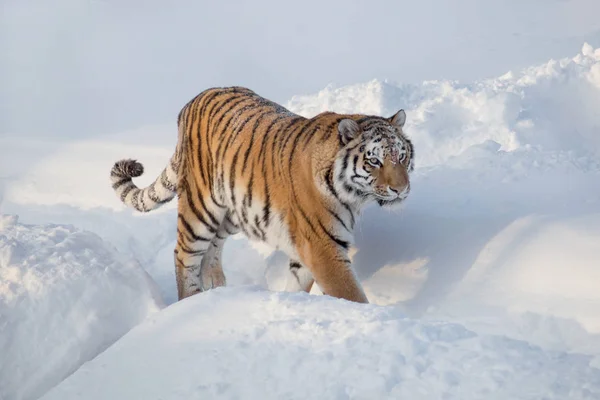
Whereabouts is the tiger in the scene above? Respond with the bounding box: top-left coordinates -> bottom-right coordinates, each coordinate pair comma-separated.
110,86 -> 414,304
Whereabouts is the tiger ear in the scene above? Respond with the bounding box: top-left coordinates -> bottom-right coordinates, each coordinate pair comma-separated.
390,109 -> 406,128
338,119 -> 361,144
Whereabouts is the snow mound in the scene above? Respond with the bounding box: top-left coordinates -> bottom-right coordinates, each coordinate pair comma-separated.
0,215 -> 164,400
41,287 -> 600,400
287,43 -> 600,169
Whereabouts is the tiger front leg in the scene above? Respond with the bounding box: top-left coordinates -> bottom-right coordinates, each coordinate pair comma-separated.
299,242 -> 368,304
198,237 -> 226,290
285,260 -> 315,293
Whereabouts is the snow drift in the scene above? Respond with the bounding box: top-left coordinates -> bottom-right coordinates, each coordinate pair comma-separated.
287,43 -> 600,169
0,215 -> 163,400
40,287 -> 600,400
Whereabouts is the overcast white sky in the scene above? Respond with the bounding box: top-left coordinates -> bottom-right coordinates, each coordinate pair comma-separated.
2,0 -> 599,139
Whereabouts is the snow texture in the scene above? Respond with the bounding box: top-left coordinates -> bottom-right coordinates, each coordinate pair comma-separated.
40,287 -> 600,400
2,44 -> 600,399
0,215 -> 163,400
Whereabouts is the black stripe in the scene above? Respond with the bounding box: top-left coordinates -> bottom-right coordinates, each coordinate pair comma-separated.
317,219 -> 349,249
215,231 -> 227,240
282,119 -> 326,244
242,112 -> 270,172
207,91 -> 244,128
241,202 -> 249,224
351,174 -> 369,185
147,183 -> 171,204
200,91 -> 229,188
317,118 -> 342,145
214,103 -> 258,169
174,255 -> 188,267
352,155 -> 359,178
262,181 -> 271,228
212,97 -> 253,151
325,167 -> 356,227
250,226 -> 262,239
196,107 -> 211,188
326,207 -> 350,232
333,257 -> 351,264
289,261 -> 302,270
223,223 -> 237,235
138,190 -> 147,211
181,179 -> 217,233
120,186 -> 135,202
185,96 -> 203,185
225,110 -> 263,205
206,93 -> 250,187
170,153 -> 179,171
178,214 -> 212,242
130,190 -> 140,210
180,229 -> 200,245
341,152 -> 350,173
325,166 -> 336,196
246,170 -> 254,207
177,239 -> 207,255
160,170 -> 176,191
253,214 -> 266,240
147,184 -> 160,202
259,115 -> 288,161
112,178 -> 130,190
288,121 -> 319,173
229,144 -> 241,206
270,118 -> 304,180
296,203 -> 318,236
258,117 -> 290,230
195,185 -> 220,227
262,186 -> 271,228
280,118 -> 311,160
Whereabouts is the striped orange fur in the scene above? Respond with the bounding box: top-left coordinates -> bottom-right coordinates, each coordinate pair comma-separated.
110,87 -> 414,303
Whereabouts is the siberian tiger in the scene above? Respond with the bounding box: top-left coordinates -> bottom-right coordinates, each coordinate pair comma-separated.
110,86 -> 414,303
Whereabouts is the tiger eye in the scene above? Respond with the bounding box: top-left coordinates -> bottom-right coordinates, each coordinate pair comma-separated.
359,145 -> 365,152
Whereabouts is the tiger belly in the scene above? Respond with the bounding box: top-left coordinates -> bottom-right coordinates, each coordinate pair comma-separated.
226,198 -> 298,260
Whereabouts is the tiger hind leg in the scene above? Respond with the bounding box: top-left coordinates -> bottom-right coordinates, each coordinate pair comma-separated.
174,189 -> 226,300
198,214 -> 239,291
285,260 -> 315,293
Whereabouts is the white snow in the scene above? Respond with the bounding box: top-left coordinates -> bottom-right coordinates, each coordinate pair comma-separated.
39,288 -> 600,400
0,215 -> 163,400
2,44 -> 600,399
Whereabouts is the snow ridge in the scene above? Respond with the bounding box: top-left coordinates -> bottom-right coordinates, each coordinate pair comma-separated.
287,43 -> 600,169
40,288 -> 600,400
0,215 -> 163,400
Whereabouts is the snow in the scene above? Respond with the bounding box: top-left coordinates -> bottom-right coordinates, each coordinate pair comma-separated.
2,44 -> 600,399
39,288 -> 600,400
0,215 -> 163,400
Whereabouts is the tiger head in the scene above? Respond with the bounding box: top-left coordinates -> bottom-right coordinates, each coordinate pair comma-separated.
333,110 -> 414,208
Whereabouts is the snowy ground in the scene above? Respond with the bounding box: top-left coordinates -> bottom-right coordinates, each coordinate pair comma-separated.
40,288 -> 600,400
0,215 -> 163,400
2,45 -> 600,399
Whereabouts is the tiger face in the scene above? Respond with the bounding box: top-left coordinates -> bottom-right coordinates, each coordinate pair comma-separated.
334,110 -> 414,208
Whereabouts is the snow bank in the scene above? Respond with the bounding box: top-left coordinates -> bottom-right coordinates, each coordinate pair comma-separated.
0,215 -> 164,400
287,43 -> 600,168
40,287 -> 600,400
